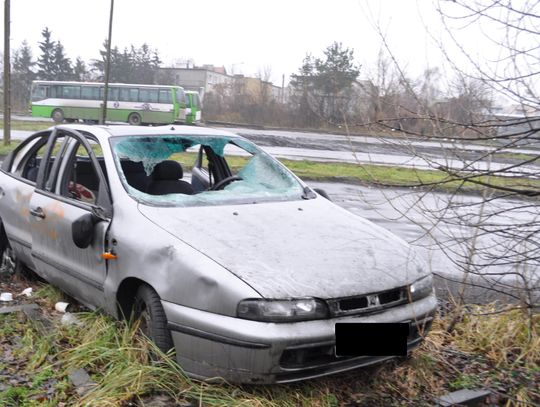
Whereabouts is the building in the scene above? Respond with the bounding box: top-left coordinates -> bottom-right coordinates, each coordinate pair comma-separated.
231,75 -> 284,104
157,65 -> 232,97
157,65 -> 286,103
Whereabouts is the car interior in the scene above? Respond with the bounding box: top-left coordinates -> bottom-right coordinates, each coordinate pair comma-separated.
121,159 -> 195,195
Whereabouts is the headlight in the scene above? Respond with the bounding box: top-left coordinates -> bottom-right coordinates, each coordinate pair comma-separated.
237,298 -> 329,322
408,274 -> 434,301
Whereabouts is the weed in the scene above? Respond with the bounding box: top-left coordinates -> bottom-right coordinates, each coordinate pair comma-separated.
0,386 -> 30,407
1,277 -> 539,405
448,305 -> 540,369
34,283 -> 66,306
31,367 -> 54,388
449,373 -> 481,390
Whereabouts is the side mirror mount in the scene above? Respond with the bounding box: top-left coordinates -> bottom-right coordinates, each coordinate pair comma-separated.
72,213 -> 100,249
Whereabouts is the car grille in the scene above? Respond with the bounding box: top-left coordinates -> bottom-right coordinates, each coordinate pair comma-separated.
326,286 -> 409,317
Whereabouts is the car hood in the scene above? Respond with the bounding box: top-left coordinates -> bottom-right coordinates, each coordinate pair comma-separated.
138,198 -> 426,299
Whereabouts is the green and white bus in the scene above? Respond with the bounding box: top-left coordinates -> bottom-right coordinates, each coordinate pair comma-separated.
31,81 -> 187,125
185,90 -> 202,124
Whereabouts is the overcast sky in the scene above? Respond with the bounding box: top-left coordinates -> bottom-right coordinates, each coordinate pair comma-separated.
2,0 -> 495,86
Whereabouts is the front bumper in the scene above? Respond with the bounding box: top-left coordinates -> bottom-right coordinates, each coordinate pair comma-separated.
162,294 -> 437,384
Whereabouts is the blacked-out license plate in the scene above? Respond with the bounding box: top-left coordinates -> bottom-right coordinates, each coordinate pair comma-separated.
335,323 -> 409,357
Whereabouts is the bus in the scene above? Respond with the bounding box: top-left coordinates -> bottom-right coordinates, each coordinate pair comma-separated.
185,90 -> 202,124
31,81 -> 187,125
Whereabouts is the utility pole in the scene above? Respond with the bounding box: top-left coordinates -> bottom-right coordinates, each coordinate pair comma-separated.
3,0 -> 10,145
281,74 -> 285,104
100,0 -> 114,125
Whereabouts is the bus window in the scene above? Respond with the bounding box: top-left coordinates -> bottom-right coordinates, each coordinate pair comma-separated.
81,86 -> 100,100
192,93 -> 200,108
159,89 -> 172,103
32,85 -> 48,102
109,87 -> 119,101
50,85 -> 59,98
175,88 -> 186,107
62,86 -> 81,99
119,88 -> 127,102
139,89 -> 159,104
120,88 -> 135,102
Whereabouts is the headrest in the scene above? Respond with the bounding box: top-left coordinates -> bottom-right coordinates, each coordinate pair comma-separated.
153,160 -> 183,180
121,160 -> 145,174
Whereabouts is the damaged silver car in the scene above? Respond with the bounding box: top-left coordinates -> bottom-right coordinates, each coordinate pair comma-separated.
0,124 -> 436,384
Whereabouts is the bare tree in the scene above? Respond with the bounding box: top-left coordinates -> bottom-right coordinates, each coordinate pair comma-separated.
355,1 -> 540,310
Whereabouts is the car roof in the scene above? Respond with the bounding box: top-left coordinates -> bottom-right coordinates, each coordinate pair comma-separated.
51,124 -> 243,145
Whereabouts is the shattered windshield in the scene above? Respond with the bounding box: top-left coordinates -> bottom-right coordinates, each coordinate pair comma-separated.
110,134 -> 305,207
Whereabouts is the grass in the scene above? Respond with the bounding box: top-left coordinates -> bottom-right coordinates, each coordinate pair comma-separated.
277,158 -> 540,194
171,152 -> 540,195
0,120 -> 52,132
493,152 -> 539,162
0,280 -> 538,406
0,140 -> 21,156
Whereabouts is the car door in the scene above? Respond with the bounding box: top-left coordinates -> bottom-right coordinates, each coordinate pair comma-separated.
191,145 -> 232,191
0,133 -> 52,268
28,129 -> 113,309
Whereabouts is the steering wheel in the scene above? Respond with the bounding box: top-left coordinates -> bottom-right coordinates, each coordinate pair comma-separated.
210,175 -> 243,191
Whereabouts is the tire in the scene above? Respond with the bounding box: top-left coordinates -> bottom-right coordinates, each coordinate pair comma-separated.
128,113 -> 142,125
133,284 -> 174,354
0,226 -> 24,278
52,109 -> 65,123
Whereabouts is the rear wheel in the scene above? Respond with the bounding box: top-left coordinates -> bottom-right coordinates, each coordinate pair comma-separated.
128,112 -> 142,125
133,284 -> 174,354
52,108 -> 65,123
0,226 -> 24,278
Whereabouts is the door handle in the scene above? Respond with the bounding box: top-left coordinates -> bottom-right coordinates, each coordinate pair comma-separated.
29,207 -> 46,219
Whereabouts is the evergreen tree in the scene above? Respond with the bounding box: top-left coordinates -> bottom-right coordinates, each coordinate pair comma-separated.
290,42 -> 360,124
314,42 -> 359,96
73,57 -> 89,81
12,41 -> 36,111
37,27 -> 56,80
52,41 -> 73,80
92,41 -> 128,82
290,54 -> 319,126
92,40 -> 161,84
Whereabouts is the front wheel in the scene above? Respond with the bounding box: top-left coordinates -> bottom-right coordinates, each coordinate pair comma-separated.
133,284 -> 174,354
52,108 -> 65,123
127,112 -> 142,125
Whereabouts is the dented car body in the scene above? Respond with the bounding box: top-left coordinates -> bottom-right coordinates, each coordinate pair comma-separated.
0,124 -> 437,384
